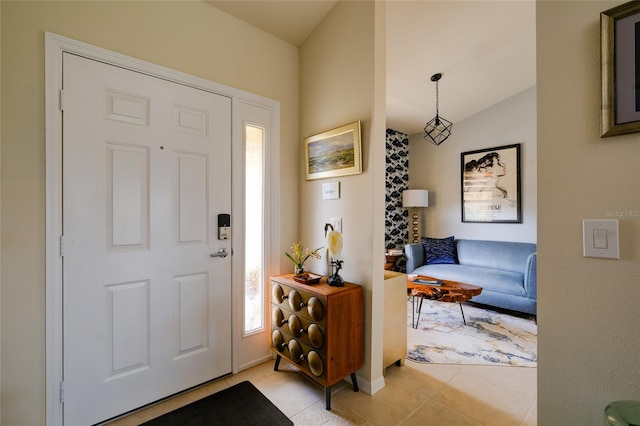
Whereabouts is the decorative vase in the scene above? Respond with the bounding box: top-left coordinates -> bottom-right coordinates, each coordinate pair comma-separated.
294,265 -> 304,276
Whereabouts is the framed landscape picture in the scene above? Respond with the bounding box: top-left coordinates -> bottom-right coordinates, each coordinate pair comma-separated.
461,143 -> 522,223
305,121 -> 362,180
601,1 -> 640,137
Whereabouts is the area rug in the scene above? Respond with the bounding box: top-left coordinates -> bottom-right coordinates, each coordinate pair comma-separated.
407,299 -> 537,367
141,380 -> 292,426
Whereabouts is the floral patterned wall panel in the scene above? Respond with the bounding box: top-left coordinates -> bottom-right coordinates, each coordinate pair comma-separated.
385,129 -> 409,271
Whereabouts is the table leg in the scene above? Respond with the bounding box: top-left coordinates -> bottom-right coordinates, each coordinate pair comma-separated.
458,302 -> 467,325
325,386 -> 331,410
274,354 -> 281,371
411,295 -> 416,326
413,296 -> 424,329
350,373 -> 359,392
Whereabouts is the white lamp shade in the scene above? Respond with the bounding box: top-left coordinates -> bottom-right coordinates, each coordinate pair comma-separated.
327,230 -> 343,260
402,189 -> 429,208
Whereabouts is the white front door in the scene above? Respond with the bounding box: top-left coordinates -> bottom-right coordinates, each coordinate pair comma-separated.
62,53 -> 232,425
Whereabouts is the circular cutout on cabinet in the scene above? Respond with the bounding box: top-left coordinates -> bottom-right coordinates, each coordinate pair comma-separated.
307,351 -> 323,377
288,339 -> 304,363
307,323 -> 323,348
288,315 -> 302,337
272,284 -> 284,304
288,290 -> 302,311
271,330 -> 285,351
272,307 -> 284,327
307,297 -> 324,321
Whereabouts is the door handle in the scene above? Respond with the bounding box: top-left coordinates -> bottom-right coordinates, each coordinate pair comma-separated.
210,248 -> 229,258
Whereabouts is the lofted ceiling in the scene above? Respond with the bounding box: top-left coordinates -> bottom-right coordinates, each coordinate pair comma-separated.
206,0 -> 338,47
206,1 -> 536,136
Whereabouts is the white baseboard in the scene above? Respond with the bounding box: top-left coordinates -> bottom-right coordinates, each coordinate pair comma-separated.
350,373 -> 386,395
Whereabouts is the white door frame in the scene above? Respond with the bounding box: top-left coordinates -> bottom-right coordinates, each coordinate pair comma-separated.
44,32 -> 281,425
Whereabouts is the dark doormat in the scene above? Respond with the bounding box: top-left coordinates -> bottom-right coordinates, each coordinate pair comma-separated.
140,380 -> 293,426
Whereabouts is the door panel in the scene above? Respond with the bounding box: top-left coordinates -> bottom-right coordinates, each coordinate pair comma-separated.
107,143 -> 149,248
62,53 -> 232,425
106,280 -> 150,377
174,273 -> 209,357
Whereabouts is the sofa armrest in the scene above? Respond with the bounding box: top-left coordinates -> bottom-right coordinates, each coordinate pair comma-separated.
524,252 -> 537,298
404,243 -> 424,273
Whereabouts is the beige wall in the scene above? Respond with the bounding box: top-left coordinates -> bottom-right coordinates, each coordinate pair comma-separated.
11,1 -> 638,424
1,1 -> 299,424
407,86 -> 537,243
299,1 -> 386,387
537,1 -> 640,423
0,1 -> 3,421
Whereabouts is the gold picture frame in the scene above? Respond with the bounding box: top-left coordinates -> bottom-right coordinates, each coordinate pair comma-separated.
601,1 -> 640,137
305,121 -> 362,181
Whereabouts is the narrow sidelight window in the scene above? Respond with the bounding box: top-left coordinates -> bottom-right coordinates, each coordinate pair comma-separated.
243,124 -> 265,334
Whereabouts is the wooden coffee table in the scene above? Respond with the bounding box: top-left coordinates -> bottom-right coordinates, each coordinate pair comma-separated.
407,275 -> 482,327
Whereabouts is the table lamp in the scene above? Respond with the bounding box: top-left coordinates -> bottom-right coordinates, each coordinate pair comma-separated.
325,223 -> 344,287
402,189 -> 429,243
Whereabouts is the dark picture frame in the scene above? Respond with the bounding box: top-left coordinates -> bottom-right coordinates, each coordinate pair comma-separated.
304,121 -> 362,181
461,144 -> 522,223
601,1 -> 640,137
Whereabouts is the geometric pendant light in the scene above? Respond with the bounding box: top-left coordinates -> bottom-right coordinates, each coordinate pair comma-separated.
423,73 -> 453,146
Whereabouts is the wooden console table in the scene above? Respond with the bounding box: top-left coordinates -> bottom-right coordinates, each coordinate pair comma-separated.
270,274 -> 364,410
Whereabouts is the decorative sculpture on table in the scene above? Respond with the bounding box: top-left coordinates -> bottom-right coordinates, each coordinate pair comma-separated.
325,223 -> 344,287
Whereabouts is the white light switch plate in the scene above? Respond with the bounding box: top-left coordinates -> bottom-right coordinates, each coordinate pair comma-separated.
329,217 -> 342,233
583,219 -> 619,259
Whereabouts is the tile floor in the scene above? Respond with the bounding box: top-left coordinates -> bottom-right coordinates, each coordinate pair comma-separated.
107,358 -> 537,425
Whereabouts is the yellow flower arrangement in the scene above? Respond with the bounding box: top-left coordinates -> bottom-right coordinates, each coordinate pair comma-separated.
284,242 -> 322,272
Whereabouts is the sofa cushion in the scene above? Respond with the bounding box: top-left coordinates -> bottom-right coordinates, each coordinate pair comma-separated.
414,264 -> 527,296
422,236 -> 458,265
456,239 -> 536,274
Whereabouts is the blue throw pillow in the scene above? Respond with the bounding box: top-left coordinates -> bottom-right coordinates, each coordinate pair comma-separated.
422,236 -> 458,265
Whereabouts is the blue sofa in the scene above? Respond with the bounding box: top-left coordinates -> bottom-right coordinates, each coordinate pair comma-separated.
405,239 -> 537,315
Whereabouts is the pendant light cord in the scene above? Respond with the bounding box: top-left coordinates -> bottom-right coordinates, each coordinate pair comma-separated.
435,79 -> 439,118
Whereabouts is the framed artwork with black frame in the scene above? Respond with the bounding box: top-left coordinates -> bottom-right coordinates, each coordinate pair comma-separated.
461,143 -> 522,223
601,1 -> 640,137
